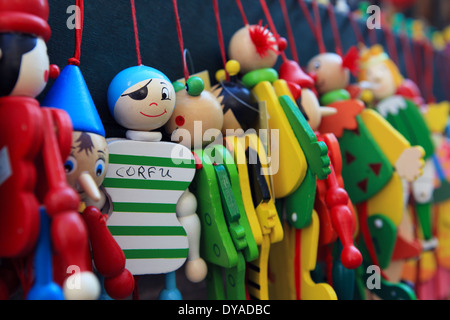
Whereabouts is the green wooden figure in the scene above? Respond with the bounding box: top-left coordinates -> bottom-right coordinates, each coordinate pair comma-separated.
358,45 -> 437,249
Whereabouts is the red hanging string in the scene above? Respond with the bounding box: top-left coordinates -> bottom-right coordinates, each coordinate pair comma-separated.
349,12 -> 365,46
258,0 -> 287,62
172,0 -> 190,82
212,0 -> 229,81
130,0 -> 142,66
279,0 -> 299,63
68,0 -> 84,66
235,0 -> 249,26
297,0 -> 328,54
326,4 -> 343,57
297,0 -> 319,44
311,0 -> 326,54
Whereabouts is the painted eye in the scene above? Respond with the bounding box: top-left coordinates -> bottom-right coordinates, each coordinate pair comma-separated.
64,156 -> 77,174
161,87 -> 170,100
121,79 -> 152,100
95,159 -> 106,177
313,61 -> 321,70
128,86 -> 148,100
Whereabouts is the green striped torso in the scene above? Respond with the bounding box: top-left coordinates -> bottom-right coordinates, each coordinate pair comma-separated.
104,139 -> 196,275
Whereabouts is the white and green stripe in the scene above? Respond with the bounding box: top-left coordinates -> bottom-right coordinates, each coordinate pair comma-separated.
104,140 -> 195,275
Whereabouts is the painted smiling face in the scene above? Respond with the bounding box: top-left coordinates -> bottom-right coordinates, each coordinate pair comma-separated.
307,53 -> 350,95
107,66 -> 176,131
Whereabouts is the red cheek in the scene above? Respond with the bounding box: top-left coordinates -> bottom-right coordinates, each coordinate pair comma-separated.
44,70 -> 49,83
175,115 -> 185,127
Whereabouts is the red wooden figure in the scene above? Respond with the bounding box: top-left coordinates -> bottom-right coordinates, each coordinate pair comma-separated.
0,0 -> 97,299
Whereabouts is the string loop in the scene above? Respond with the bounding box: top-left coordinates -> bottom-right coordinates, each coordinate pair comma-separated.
235,0 -> 249,26
327,3 -> 342,56
279,0 -> 299,63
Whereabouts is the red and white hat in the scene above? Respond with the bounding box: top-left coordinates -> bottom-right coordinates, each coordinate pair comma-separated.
0,0 -> 51,41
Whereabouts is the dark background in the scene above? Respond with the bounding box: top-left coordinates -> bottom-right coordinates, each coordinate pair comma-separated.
40,0 -> 449,300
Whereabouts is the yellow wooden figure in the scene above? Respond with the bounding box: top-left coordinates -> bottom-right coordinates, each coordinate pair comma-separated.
358,46 -> 439,294
211,60 -> 284,300
165,73 -> 260,300
227,18 -> 336,300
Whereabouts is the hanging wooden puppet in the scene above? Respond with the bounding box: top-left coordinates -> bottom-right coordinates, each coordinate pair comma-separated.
225,0 -> 340,300
0,0 -> 106,300
208,0 -> 284,300
164,0 -> 259,300
302,0 -> 425,300
275,0 -> 362,301
41,0 -> 134,300
357,45 -> 437,252
104,0 -> 204,300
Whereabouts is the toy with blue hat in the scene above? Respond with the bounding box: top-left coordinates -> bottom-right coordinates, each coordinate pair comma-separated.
41,0 -> 137,300
43,63 -> 109,206
107,65 -> 176,135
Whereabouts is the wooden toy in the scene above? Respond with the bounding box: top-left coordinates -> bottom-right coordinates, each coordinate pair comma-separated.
214,69 -> 283,299
315,81 -> 425,299
165,47 -> 258,301
311,55 -> 424,300
241,71 -> 336,300
228,22 -> 280,76
227,0 -> 340,300
276,5 -> 362,297
224,133 -> 284,300
189,144 -> 259,300
358,45 -> 437,250
104,0 -> 206,300
210,0 -> 283,300
41,1 -> 136,299
0,0 -> 107,300
401,101 -> 450,299
106,67 -> 200,296
164,85 -> 224,150
42,54 -> 135,301
164,3 -> 263,301
298,1 -> 425,300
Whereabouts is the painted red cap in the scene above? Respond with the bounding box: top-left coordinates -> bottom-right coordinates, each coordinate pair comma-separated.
0,0 -> 51,41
